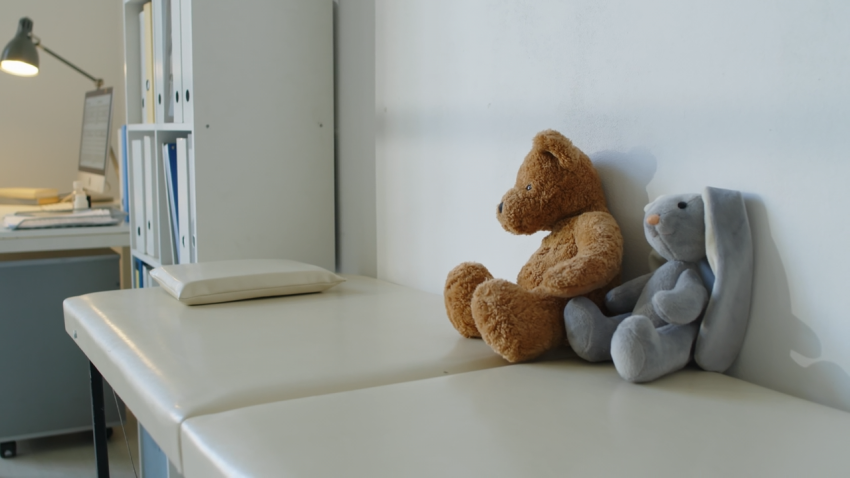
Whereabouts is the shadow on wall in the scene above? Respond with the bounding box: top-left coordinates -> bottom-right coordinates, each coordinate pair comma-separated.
728,196 -> 850,412
591,149 -> 657,282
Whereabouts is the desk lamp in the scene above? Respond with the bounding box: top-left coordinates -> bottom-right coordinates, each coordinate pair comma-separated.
2,17 -> 113,209
1,17 -> 103,89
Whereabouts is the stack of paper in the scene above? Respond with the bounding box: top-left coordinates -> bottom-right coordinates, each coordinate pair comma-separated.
0,188 -> 60,205
3,208 -> 126,230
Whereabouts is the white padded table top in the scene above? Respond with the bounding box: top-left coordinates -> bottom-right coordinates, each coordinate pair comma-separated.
63,275 -> 507,472
181,361 -> 850,478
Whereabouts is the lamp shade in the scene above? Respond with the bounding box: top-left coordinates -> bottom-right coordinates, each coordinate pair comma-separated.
1,18 -> 39,77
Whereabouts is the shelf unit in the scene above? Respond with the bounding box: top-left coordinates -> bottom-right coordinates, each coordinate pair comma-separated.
125,126 -> 192,270
121,0 -> 336,281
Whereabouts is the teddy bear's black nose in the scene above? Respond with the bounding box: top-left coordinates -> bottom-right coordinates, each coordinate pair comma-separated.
498,202 -> 503,214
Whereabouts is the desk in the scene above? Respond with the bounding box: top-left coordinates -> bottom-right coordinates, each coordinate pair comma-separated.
0,204 -> 129,253
0,205 -> 130,459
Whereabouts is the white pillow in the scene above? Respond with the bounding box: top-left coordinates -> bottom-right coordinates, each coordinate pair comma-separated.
150,259 -> 346,305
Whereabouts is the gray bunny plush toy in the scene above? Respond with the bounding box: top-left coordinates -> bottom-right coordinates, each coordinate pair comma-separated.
563,187 -> 753,382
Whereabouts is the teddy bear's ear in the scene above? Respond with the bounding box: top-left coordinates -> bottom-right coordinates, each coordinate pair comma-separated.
532,130 -> 584,168
694,187 -> 753,373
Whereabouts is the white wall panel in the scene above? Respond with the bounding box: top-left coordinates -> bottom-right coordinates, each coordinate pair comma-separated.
375,0 -> 850,411
0,0 -> 125,194
335,0 -> 377,276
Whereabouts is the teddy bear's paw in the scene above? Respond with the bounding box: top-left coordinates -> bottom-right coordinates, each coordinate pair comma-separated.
445,262 -> 493,338
612,316 -> 699,383
564,297 -> 628,362
471,279 -> 567,363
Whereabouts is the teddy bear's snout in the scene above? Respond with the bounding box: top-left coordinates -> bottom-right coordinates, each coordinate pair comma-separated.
646,214 -> 660,226
498,202 -> 503,214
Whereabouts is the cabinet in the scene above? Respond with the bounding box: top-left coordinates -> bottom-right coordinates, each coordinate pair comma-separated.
0,250 -> 124,454
121,0 -> 335,279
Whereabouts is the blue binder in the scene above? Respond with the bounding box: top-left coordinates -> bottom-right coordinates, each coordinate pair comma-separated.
163,142 -> 180,263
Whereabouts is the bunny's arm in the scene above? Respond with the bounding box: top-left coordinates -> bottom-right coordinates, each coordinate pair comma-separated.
537,211 -> 623,298
652,268 -> 708,324
605,272 -> 653,314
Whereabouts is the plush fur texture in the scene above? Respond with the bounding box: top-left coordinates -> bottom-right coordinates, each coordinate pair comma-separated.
444,130 -> 623,362
564,187 -> 754,382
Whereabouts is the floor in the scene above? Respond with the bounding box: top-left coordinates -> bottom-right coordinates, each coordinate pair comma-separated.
0,412 -> 140,478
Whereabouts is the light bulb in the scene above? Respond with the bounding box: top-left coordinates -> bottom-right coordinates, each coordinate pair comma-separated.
1,59 -> 38,76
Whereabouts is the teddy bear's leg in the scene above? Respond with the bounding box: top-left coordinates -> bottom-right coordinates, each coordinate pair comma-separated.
610,315 -> 699,383
471,279 -> 567,362
564,297 -> 630,362
444,262 -> 494,338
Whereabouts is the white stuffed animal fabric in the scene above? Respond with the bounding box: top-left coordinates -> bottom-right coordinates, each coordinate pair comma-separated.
563,187 -> 753,382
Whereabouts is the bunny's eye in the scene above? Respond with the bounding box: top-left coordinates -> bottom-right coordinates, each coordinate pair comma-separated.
526,184 -> 532,191
677,201 -> 688,209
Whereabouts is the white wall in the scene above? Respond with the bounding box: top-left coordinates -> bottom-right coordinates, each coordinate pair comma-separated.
0,0 -> 125,195
372,0 -> 850,411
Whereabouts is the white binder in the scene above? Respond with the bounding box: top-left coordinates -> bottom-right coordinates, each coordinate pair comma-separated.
188,133 -> 197,262
170,0 -> 184,123
180,0 -> 194,124
152,0 -> 167,124
143,136 -> 158,257
131,139 -> 146,253
176,137 -> 192,264
139,11 -> 152,124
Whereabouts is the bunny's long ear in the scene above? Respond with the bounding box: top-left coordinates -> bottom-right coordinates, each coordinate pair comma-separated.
694,187 -> 754,372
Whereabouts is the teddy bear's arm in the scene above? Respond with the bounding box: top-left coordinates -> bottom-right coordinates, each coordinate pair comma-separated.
537,212 -> 623,298
605,272 -> 653,314
651,268 -> 708,325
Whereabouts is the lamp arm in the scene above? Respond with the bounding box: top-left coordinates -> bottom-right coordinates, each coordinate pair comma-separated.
30,34 -> 103,89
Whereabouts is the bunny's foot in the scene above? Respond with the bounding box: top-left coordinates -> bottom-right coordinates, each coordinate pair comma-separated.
564,297 -> 629,362
611,315 -> 698,383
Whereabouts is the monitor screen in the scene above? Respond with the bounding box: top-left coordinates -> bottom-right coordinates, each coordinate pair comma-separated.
78,87 -> 113,174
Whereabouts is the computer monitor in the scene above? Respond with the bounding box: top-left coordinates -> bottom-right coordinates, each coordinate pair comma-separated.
76,87 -> 113,194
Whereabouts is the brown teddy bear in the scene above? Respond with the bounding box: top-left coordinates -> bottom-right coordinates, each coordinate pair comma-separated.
444,130 -> 623,362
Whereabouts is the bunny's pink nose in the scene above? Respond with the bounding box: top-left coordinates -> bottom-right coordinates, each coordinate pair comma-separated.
646,214 -> 660,226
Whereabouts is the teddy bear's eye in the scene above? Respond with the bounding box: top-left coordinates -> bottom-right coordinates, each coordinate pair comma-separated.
677,201 -> 687,209
526,184 -> 532,191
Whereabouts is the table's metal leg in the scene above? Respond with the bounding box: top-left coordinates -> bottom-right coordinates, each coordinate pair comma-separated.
89,361 -> 110,478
